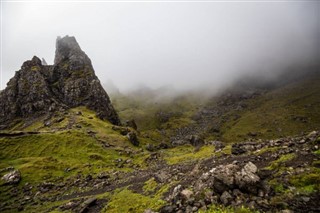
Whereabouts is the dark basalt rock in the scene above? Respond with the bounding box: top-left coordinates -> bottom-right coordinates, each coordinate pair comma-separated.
0,35 -> 120,127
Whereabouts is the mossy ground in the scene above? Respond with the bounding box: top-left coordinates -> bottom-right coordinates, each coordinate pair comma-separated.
0,107 -> 149,186
163,145 -> 215,165
103,186 -> 168,213
199,204 -> 259,213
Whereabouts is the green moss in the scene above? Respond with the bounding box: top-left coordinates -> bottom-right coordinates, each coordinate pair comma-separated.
143,177 -> 158,193
313,149 -> 320,156
103,188 -> 166,213
164,145 -> 215,165
199,204 -> 259,213
274,183 -> 285,193
289,169 -> 320,194
31,66 -> 40,71
265,153 -> 295,170
0,128 -> 133,184
220,145 -> 232,155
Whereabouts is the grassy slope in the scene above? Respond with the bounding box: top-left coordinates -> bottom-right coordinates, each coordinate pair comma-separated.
221,73 -> 320,141
0,107 -> 162,212
0,107 -> 150,185
112,72 -> 320,143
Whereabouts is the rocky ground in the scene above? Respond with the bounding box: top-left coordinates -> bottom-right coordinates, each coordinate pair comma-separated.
1,129 -> 319,212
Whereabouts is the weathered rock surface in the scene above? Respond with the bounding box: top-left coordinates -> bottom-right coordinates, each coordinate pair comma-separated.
0,35 -> 120,127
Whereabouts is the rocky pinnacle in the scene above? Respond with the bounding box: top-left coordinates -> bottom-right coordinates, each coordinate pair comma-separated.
0,36 -> 120,127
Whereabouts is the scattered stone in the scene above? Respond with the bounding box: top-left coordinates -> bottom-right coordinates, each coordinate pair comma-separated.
1,170 -> 21,184
79,197 -> 97,213
112,125 -> 130,135
127,131 -> 139,146
159,205 -> 175,213
125,119 -> 138,130
220,191 -> 233,205
301,196 -> 310,202
187,135 -> 204,147
155,171 -> 171,183
231,144 -> 246,155
180,189 -> 193,201
281,210 -> 294,213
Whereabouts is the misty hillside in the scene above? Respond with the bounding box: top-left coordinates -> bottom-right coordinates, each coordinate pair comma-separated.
0,36 -> 319,213
0,63 -> 319,213
113,69 -> 320,143
1,1 -> 320,212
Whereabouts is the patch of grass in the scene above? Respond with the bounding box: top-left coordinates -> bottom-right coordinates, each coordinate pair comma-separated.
265,153 -> 295,170
103,187 -> 166,213
274,183 -> 285,193
199,204 -> 259,213
0,130 -> 126,184
143,177 -> 158,194
164,145 -> 215,165
254,146 -> 280,155
289,168 -> 320,194
31,66 -> 40,71
313,149 -> 320,156
220,145 -> 232,155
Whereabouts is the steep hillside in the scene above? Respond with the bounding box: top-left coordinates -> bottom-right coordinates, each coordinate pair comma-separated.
0,38 -> 319,213
113,70 -> 320,143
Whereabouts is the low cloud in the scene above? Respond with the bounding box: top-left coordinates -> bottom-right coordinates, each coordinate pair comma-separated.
2,1 -> 319,93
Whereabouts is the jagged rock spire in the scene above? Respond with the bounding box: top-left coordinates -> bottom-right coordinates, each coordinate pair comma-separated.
0,36 -> 120,128
54,35 -> 91,66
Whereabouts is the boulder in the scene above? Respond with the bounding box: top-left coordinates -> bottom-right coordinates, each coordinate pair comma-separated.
210,163 -> 239,186
188,135 -> 204,147
125,119 -> 138,130
127,131 -> 139,146
231,143 -> 247,155
220,191 -> 233,205
1,170 -> 21,184
155,171 -> 171,183
180,189 -> 194,202
235,162 -> 260,190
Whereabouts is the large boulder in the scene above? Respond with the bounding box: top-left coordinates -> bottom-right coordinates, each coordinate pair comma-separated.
235,162 -> 260,193
193,161 -> 263,197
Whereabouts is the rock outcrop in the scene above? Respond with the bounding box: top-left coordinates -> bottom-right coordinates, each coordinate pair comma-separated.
0,36 -> 120,127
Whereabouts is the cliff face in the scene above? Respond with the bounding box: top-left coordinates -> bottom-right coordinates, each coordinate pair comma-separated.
0,36 -> 120,127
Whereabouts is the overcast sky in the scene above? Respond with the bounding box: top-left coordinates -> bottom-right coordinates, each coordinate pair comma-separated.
1,1 -> 319,92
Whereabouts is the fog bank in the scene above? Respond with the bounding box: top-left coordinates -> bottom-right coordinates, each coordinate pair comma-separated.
2,1 -> 319,92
